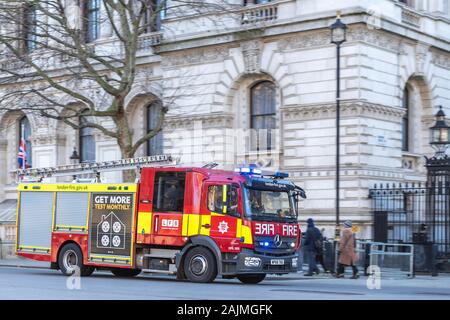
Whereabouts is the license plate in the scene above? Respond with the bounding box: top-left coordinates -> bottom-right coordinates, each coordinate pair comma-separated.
270,259 -> 284,265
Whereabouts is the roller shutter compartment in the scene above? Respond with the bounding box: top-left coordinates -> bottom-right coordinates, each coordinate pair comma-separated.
18,192 -> 54,252
54,192 -> 89,232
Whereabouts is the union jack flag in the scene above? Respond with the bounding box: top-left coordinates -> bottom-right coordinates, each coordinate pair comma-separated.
18,138 -> 27,169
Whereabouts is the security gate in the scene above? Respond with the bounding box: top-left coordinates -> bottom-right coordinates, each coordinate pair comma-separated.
370,183 -> 450,260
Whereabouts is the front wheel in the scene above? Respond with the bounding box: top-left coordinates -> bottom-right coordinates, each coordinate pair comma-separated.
237,274 -> 266,284
110,268 -> 141,277
183,247 -> 217,283
58,243 -> 94,277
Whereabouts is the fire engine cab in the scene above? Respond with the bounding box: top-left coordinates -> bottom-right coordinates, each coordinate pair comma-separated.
15,156 -> 306,284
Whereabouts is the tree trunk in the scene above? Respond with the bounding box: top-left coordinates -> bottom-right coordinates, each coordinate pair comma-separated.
116,108 -> 136,182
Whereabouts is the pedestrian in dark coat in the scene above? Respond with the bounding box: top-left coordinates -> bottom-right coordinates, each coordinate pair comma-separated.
303,218 -> 321,276
336,220 -> 359,279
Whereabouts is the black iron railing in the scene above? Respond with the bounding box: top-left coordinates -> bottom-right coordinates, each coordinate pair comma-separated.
370,182 -> 450,259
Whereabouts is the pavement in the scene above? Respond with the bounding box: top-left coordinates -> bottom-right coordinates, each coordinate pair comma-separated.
1,257 -> 450,299
0,257 -> 49,269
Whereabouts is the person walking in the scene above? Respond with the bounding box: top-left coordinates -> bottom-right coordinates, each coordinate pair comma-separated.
303,218 -> 321,276
336,220 -> 359,279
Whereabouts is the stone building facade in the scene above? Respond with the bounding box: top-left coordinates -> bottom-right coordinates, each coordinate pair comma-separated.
1,0 -> 450,239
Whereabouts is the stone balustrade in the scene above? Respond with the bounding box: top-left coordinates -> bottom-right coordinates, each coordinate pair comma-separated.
137,31 -> 164,51
240,2 -> 279,26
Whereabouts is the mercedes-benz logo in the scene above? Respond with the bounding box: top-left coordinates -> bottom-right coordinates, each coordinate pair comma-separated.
273,234 -> 283,248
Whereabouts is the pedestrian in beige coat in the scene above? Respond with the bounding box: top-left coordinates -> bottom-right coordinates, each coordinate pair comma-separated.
336,220 -> 359,279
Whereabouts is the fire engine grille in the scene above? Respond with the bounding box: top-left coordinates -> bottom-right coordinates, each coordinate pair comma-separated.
263,263 -> 289,272
253,236 -> 297,256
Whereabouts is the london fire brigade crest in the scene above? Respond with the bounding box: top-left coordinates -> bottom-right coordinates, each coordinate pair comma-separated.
96,212 -> 126,249
218,220 -> 229,234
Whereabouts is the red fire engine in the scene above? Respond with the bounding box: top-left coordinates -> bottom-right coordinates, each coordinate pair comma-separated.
15,156 -> 305,283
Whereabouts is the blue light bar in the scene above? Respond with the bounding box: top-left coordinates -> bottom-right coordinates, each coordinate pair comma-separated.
273,171 -> 289,179
235,166 -> 262,176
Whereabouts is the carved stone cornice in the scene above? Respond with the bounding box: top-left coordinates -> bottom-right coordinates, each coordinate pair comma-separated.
161,46 -> 230,68
282,101 -> 406,122
432,51 -> 450,70
346,26 -> 401,52
30,134 -> 66,146
278,25 -> 401,52
164,113 -> 234,130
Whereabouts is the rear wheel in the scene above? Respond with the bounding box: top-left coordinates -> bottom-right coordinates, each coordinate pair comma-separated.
58,243 -> 94,277
110,268 -> 141,277
237,274 -> 266,284
183,247 -> 217,283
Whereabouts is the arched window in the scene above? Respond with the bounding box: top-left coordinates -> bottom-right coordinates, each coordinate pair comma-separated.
250,81 -> 277,151
79,117 -> 96,163
402,87 -> 410,152
23,3 -> 37,53
147,101 -> 163,156
143,0 -> 166,33
19,116 -> 32,168
84,0 -> 100,43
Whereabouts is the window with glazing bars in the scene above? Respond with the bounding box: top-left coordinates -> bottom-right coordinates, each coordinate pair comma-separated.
84,0 -> 100,43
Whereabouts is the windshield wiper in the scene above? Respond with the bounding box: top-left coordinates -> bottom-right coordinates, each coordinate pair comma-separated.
251,213 -> 297,222
251,213 -> 277,222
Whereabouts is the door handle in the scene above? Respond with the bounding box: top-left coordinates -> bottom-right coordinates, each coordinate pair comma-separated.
202,224 -> 211,229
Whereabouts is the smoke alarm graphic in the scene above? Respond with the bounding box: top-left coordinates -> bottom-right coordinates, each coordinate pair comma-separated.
218,220 -> 229,234
97,212 -> 126,249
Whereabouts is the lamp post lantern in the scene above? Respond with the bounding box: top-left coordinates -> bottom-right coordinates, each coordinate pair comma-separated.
330,11 -> 347,238
430,106 -> 450,158
70,147 -> 80,164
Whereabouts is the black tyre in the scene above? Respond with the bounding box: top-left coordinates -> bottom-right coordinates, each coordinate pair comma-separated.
110,268 -> 141,277
58,243 -> 95,277
183,246 -> 217,283
237,274 -> 266,284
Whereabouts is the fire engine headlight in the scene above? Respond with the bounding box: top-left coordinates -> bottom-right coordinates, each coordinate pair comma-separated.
290,242 -> 296,248
244,257 -> 261,267
292,258 -> 298,268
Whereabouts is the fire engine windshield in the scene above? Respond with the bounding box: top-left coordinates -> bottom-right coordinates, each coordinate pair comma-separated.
243,188 -> 297,222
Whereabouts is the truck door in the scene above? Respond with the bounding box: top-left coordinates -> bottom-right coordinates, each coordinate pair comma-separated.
203,183 -> 242,251
151,171 -> 185,245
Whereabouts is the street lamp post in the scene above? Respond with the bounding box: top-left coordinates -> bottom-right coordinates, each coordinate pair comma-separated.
430,106 -> 450,158
70,147 -> 80,164
330,11 -> 347,239
70,147 -> 80,181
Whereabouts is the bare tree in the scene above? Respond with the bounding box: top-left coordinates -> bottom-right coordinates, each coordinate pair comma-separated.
0,0 -> 238,167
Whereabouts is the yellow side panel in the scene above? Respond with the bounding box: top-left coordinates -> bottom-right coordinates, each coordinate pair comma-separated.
241,225 -> 253,245
236,218 -> 242,238
137,212 -> 152,234
182,214 -> 189,236
199,215 -> 211,236
187,214 -> 201,236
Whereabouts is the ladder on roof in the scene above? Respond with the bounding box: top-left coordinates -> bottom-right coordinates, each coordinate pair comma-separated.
16,154 -> 176,181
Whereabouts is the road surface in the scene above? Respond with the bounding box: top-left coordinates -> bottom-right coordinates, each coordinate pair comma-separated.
0,266 -> 449,300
